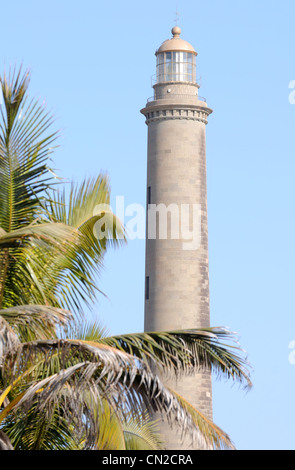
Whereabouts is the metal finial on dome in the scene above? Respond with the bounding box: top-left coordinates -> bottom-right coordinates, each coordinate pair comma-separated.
171,26 -> 181,38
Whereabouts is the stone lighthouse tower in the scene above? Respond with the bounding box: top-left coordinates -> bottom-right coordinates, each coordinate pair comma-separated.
141,26 -> 213,449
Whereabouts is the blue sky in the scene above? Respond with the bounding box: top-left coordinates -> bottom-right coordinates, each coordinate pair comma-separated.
2,0 -> 295,450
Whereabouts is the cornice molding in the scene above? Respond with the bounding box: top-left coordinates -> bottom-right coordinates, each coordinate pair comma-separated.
141,106 -> 211,125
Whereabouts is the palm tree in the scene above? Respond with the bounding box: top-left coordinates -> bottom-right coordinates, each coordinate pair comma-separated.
0,67 -> 252,450
0,316 -> 250,450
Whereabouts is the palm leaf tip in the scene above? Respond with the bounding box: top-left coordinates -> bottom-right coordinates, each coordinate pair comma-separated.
0,66 -> 30,118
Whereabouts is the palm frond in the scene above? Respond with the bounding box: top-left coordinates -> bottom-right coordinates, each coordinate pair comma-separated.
0,305 -> 73,342
0,67 -> 125,315
63,318 -> 110,342
168,388 -> 235,450
123,412 -> 164,450
0,66 -> 58,233
0,222 -> 82,310
95,401 -> 164,450
0,66 -> 61,310
35,175 -> 126,313
45,174 -> 126,250
2,405 -> 78,450
95,400 -> 126,450
0,222 -> 79,249
101,328 -> 252,389
1,338 -> 221,449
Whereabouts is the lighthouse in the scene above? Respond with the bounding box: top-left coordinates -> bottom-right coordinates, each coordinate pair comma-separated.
141,26 -> 213,449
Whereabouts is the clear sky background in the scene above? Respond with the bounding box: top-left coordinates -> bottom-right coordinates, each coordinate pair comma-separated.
1,0 -> 295,450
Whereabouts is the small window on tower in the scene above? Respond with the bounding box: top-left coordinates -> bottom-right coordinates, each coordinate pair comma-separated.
147,186 -> 151,205
145,276 -> 150,300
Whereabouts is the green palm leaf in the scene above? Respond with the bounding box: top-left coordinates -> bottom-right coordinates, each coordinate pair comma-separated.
0,67 -> 58,233
2,405 -> 78,450
0,305 -> 72,342
37,175 -> 126,313
0,221 -> 82,310
101,328 -> 252,389
0,67 -> 60,310
123,412 -> 164,450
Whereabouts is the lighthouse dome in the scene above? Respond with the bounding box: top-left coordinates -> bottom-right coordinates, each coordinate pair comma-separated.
156,27 -> 197,56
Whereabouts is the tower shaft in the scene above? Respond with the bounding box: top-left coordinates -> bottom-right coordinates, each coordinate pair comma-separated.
141,28 -> 213,449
